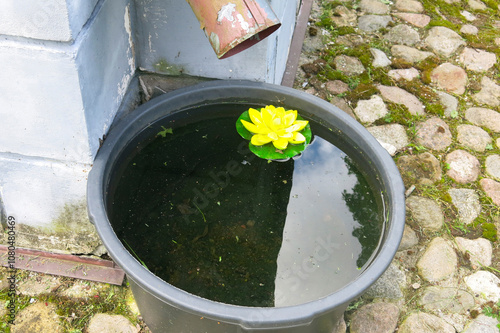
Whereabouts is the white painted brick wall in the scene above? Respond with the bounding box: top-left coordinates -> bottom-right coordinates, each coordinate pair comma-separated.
0,44 -> 90,162
0,0 -> 99,42
77,2 -> 136,157
0,156 -> 90,226
0,0 -> 135,232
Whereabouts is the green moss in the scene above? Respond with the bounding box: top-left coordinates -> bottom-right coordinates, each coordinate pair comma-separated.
420,70 -> 433,85
482,223 -> 498,242
414,56 -> 440,72
51,201 -> 92,235
153,58 -> 184,75
358,53 -> 372,68
378,103 -> 419,127
0,199 -> 101,254
420,0 -> 465,30
322,46 -> 344,63
50,285 -> 134,331
369,40 -> 392,55
368,68 -> 393,86
414,57 -> 440,84
321,68 -> 348,82
328,44 -> 373,67
483,0 -> 500,9
317,16 -> 334,28
428,19 -> 461,31
466,25 -> 500,54
320,42 -> 391,91
350,78 -> 363,90
345,83 -> 378,104
425,104 -> 445,116
317,2 -> 355,30
334,26 -> 357,36
355,45 -> 372,64
358,68 -> 391,87
396,79 -> 444,117
321,1 -> 353,12
391,58 -> 414,69
441,192 -> 453,204
378,28 -> 390,35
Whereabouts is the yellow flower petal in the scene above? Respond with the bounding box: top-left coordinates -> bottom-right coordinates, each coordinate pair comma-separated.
251,134 -> 273,146
273,117 -> 282,128
285,124 -> 302,133
267,132 -> 278,141
274,107 -> 286,118
262,110 -> 276,131
284,111 -> 297,127
278,132 -> 293,139
273,137 -> 289,150
241,106 -> 309,153
248,108 -> 263,125
240,119 -> 261,134
289,132 -> 306,144
265,105 -> 277,112
292,120 -> 309,132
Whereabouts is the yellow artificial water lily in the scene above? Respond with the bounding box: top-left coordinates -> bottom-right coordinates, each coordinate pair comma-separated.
240,105 -> 309,150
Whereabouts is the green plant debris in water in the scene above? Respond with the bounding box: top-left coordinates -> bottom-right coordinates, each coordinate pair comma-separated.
122,239 -> 148,270
110,106 -> 383,307
157,126 -> 173,137
192,201 -> 207,223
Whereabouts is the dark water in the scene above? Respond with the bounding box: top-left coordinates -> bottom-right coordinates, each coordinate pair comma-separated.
109,106 -> 384,307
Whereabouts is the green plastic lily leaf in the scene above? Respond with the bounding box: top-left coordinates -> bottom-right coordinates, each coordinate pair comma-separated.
236,105 -> 312,160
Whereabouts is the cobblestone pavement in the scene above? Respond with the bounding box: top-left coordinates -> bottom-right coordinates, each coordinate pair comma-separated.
2,0 -> 500,332
294,0 -> 500,332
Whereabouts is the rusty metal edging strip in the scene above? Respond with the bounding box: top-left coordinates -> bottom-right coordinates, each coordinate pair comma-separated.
0,245 -> 125,285
281,0 -> 314,87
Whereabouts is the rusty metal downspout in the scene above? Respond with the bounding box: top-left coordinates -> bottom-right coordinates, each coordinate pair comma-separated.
185,0 -> 281,59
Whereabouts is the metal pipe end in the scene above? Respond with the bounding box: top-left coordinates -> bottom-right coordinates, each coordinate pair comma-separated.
186,0 -> 282,59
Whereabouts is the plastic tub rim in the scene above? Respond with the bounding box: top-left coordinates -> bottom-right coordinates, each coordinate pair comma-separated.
87,79 -> 405,329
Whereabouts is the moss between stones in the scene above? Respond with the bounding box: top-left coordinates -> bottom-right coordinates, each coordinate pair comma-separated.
319,43 -> 394,92
345,83 -> 378,104
0,279 -> 136,333
420,0 -> 465,31
369,68 -> 393,86
390,58 -> 414,70
466,29 -> 500,60
427,18 -> 461,31
333,26 -> 357,36
483,0 -> 500,9
413,57 -> 441,84
441,192 -> 453,204
375,102 -> 424,129
397,80 -> 445,117
482,222 -> 498,242
316,1 -> 356,30
313,1 -> 500,250
319,64 -> 348,82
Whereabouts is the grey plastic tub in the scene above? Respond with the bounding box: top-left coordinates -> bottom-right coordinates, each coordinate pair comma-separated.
87,80 -> 405,332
